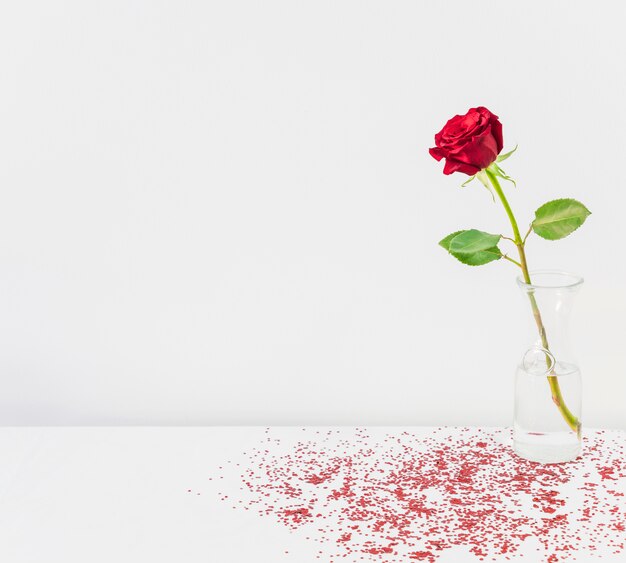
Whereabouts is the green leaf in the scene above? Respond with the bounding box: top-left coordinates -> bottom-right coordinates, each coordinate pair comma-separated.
453,246 -> 502,266
438,230 -> 465,251
439,229 -> 502,266
476,171 -> 496,202
496,145 -> 518,163
449,229 -> 502,255
460,175 -> 476,188
532,198 -> 591,240
493,163 -> 516,187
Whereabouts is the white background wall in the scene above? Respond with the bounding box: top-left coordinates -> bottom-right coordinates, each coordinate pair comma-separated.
1,1 -> 624,427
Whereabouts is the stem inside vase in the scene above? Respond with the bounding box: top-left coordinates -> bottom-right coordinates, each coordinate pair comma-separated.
484,169 -> 580,437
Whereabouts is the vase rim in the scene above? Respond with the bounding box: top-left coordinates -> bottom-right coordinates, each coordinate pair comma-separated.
516,269 -> 584,290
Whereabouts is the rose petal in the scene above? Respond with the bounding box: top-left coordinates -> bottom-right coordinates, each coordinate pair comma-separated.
450,128 -> 498,170
443,158 -> 481,176
429,147 -> 446,161
475,107 -> 503,154
489,119 -> 504,154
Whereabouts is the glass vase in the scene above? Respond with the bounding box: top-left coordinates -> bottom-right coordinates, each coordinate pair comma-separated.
513,270 -> 583,464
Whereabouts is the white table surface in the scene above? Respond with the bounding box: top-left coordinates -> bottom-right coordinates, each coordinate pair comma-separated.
0,427 -> 625,563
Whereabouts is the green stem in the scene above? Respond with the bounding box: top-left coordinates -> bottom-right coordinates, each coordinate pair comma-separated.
503,255 -> 523,268
484,168 -> 580,437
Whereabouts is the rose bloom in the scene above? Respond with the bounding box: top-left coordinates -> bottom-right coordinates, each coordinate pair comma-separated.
429,107 -> 503,175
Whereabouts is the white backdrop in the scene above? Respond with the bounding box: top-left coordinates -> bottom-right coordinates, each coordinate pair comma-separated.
1,1 -> 624,427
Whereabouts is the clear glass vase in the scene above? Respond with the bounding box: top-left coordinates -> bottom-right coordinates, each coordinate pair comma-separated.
513,270 -> 583,464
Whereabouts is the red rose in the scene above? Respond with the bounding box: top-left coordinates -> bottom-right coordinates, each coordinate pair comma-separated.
429,107 -> 503,176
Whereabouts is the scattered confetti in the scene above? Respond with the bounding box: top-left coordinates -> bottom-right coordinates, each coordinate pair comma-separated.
212,428 -> 626,561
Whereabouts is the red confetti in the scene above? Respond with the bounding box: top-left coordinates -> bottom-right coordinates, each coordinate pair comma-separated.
214,428 -> 626,561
